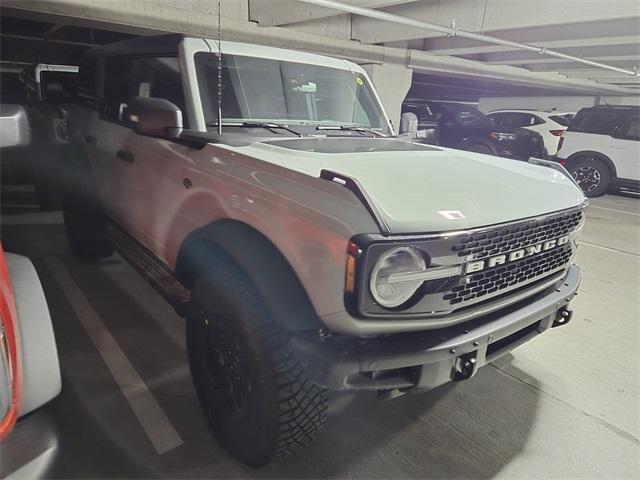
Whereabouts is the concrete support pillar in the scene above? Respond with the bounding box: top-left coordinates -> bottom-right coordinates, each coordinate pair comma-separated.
361,63 -> 413,134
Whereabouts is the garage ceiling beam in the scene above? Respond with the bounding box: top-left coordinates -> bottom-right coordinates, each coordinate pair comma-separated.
480,44 -> 639,64
298,0 -> 639,77
248,0 -> 408,27
426,35 -> 640,57
42,23 -> 64,37
343,0 -> 640,45
0,32 -> 96,47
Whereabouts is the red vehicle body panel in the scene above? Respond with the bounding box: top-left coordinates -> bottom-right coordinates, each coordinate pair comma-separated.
0,244 -> 22,440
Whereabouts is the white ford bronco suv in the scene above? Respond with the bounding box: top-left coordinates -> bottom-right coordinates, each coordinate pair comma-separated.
63,35 -> 586,466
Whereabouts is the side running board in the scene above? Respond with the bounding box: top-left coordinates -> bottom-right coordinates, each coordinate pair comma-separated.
320,169 -> 391,236
105,221 -> 191,312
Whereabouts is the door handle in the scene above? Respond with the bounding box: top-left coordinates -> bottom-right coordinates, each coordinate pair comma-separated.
84,134 -> 97,145
116,150 -> 135,163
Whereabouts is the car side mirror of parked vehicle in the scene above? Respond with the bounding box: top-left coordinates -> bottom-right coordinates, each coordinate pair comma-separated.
399,112 -> 419,138
0,105 -> 31,149
125,96 -> 183,138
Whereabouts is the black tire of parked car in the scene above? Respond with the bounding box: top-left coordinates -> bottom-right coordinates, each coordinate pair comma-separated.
186,256 -> 328,467
568,155 -> 611,198
62,148 -> 114,261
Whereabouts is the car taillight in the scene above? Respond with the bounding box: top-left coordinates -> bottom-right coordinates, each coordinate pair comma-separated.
549,129 -> 566,136
0,246 -> 21,440
555,131 -> 566,152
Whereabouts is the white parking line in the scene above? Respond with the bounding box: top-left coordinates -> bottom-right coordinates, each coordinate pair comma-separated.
44,256 -> 184,455
589,205 -> 640,217
581,241 -> 638,257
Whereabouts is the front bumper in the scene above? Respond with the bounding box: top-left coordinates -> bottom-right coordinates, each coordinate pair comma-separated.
293,264 -> 581,393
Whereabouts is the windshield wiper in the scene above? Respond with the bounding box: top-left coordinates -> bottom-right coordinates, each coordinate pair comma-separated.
316,125 -> 387,137
207,121 -> 303,137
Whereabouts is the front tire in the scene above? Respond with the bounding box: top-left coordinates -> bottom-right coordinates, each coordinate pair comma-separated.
568,155 -> 611,197
186,257 -> 328,467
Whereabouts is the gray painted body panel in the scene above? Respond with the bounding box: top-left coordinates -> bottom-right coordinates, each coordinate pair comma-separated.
233,138 -> 586,233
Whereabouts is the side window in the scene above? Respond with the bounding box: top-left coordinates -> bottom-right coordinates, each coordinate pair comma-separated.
487,113 -> 503,125
129,57 -> 185,113
619,117 -> 640,141
531,115 -> 545,126
77,57 -> 98,108
503,113 -> 533,127
101,56 -> 185,126
571,112 -> 622,134
102,57 -> 134,121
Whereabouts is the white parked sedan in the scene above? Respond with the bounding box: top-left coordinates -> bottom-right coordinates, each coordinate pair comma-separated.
487,110 -> 574,156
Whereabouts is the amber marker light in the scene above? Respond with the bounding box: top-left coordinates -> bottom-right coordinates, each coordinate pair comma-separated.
345,241 -> 360,294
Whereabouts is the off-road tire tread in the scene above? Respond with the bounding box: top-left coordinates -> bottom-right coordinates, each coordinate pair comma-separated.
187,257 -> 327,466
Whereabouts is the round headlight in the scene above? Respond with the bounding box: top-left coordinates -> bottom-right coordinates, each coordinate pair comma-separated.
370,246 -> 427,308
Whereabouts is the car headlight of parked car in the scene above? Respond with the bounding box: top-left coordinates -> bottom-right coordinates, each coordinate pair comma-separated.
490,132 -> 518,141
369,246 -> 428,308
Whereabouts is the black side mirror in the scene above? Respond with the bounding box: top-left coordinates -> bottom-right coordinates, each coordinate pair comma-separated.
0,105 -> 31,148
125,96 -> 182,138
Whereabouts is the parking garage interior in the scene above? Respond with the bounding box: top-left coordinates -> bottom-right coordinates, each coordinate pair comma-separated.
1,1 -> 638,478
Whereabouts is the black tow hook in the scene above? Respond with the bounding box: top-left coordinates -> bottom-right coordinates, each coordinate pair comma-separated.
453,352 -> 478,381
552,306 -> 573,328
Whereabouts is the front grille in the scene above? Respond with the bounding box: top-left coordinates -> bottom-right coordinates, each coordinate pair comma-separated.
444,244 -> 573,305
443,209 -> 583,307
452,210 -> 583,261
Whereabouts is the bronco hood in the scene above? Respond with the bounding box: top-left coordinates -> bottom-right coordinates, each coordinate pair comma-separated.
233,137 -> 585,234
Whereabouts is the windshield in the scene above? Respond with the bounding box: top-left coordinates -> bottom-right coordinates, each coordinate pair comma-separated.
195,52 -> 390,134
434,103 -> 493,126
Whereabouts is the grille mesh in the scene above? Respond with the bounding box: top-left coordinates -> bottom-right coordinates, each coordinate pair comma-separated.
444,245 -> 573,305
451,210 -> 582,260
444,210 -> 582,306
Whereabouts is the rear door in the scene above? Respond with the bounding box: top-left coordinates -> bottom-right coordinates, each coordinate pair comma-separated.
607,114 -> 640,181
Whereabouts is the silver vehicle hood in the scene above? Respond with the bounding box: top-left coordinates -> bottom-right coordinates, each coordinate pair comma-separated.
232,137 -> 585,233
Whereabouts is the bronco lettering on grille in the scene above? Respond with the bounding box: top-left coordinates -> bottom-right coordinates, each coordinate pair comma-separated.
464,234 -> 569,274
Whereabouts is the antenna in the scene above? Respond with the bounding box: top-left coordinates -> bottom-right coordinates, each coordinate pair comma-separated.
216,0 -> 223,135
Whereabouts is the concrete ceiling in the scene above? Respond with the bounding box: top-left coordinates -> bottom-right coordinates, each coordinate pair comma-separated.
1,0 -> 638,100
250,0 -> 640,96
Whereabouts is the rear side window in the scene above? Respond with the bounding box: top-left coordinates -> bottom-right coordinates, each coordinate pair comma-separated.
40,71 -> 77,103
102,56 -> 185,125
77,57 -> 98,108
502,112 -> 542,127
570,111 -> 623,134
620,117 -> 640,141
549,114 -> 571,127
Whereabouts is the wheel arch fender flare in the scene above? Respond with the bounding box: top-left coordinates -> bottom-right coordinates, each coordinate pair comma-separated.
567,150 -> 617,178
175,219 -> 323,332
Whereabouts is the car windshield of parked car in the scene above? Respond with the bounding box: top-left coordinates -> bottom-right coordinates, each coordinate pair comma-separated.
196,53 -> 390,134
437,103 -> 493,126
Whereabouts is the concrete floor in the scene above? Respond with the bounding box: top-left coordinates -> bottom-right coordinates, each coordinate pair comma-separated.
1,186 -> 638,479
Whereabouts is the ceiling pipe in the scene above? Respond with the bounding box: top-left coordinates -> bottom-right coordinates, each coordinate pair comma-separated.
296,0 -> 639,77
